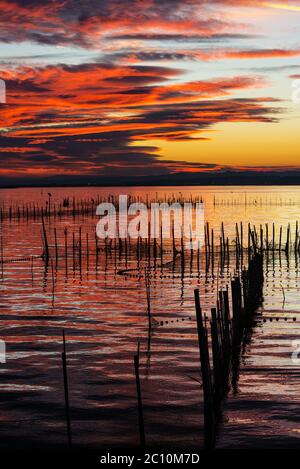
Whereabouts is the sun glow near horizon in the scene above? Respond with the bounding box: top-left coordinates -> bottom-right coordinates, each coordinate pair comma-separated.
263,2 -> 300,12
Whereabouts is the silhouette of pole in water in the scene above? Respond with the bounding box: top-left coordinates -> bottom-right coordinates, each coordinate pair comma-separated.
62,330 -> 72,448
194,289 -> 215,449
145,268 -> 151,331
194,253 -> 263,449
134,344 -> 146,447
54,227 -> 58,266
64,227 -> 68,274
41,214 -> 49,262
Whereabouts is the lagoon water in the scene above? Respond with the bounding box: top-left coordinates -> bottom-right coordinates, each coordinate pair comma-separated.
0,186 -> 300,448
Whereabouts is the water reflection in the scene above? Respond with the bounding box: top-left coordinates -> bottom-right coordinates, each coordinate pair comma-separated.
0,186 -> 299,448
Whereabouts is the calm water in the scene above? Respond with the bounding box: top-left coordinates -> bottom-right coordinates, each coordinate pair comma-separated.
0,186 -> 300,448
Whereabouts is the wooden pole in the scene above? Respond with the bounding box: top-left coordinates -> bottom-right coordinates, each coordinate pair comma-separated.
41,215 -> 49,261
134,348 -> 146,447
62,330 -> 72,448
194,289 -> 215,448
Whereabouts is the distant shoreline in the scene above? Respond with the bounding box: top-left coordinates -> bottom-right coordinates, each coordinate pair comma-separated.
1,182 -> 300,189
1,170 -> 300,189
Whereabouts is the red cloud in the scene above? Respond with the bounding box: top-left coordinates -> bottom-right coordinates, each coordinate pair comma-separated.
0,0 -> 295,179
0,61 -> 280,177
223,48 -> 300,59
0,63 -> 270,132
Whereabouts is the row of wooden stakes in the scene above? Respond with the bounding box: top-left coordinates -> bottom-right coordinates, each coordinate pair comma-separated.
0,194 -> 203,222
194,253 -> 264,448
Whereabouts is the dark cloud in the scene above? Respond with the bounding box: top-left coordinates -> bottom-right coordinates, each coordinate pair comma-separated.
0,55 -> 280,178
107,33 -> 256,42
0,0 -> 231,46
0,1 -> 292,180
0,95 -> 280,177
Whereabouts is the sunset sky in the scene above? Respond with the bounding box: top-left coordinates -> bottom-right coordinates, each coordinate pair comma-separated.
0,0 -> 300,182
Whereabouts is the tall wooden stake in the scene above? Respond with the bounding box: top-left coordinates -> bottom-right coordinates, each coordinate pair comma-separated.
134,347 -> 146,447
62,330 -> 72,448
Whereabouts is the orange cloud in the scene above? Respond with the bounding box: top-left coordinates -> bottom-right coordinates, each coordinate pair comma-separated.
223,48 -> 300,59
0,0 -> 297,181
0,60 -> 279,178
